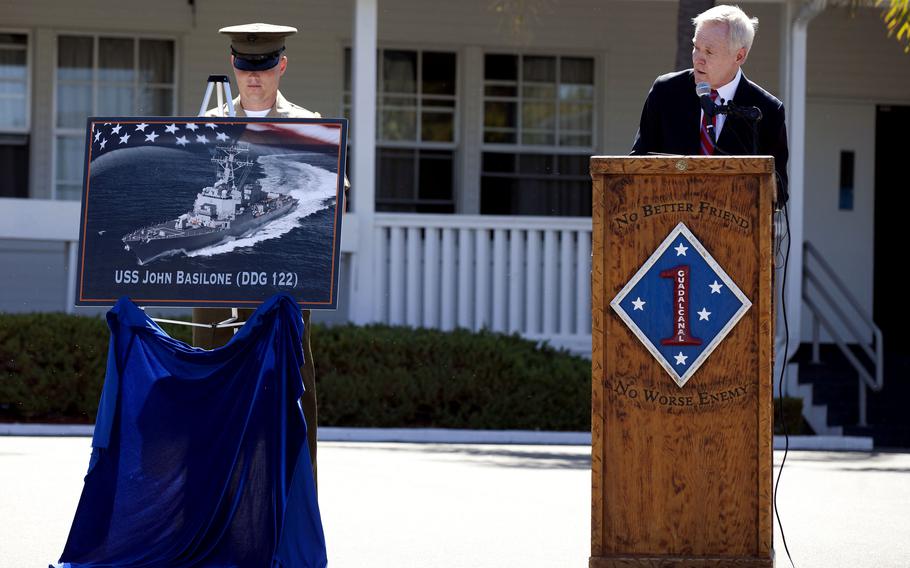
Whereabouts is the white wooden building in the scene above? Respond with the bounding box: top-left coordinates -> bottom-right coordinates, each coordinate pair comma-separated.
1,1 -> 908,430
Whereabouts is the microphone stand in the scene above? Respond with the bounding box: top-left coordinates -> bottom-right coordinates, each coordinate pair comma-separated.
713,101 -> 762,155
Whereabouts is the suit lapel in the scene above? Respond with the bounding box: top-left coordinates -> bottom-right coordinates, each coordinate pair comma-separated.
717,73 -> 753,154
684,75 -> 702,155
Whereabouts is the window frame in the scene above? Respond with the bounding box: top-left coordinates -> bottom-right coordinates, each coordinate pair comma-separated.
52,31 -> 179,200
0,28 -> 31,134
343,45 -> 460,212
479,51 -> 597,217
481,51 -> 597,155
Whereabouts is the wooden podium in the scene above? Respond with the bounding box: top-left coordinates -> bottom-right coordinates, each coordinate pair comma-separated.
590,156 -> 775,567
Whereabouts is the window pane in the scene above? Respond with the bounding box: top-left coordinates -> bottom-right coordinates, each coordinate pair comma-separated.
522,84 -> 555,100
559,102 -> 593,132
380,109 -> 416,141
382,50 -> 417,94
480,174 -> 517,215
557,154 -> 589,176
522,101 -> 555,130
99,38 -> 134,82
98,85 -> 134,115
522,56 -> 555,82
519,153 -> 553,174
421,111 -> 454,142
56,84 -> 92,128
0,49 -> 26,80
56,136 -> 84,183
418,150 -> 453,201
561,57 -> 594,85
482,152 -> 515,174
0,98 -> 26,129
485,54 -> 517,81
522,131 -> 555,145
377,148 -> 416,201
139,87 -> 173,115
558,133 -> 592,147
0,140 -> 29,198
422,52 -> 455,96
484,130 -> 515,144
58,36 -> 93,81
559,84 -> 594,101
139,39 -> 173,83
422,98 -> 455,109
382,95 -> 417,107
0,33 -> 27,45
484,101 -> 516,129
484,84 -> 516,97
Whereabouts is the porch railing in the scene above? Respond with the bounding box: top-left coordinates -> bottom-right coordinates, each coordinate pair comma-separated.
803,240 -> 884,427
370,213 -> 593,354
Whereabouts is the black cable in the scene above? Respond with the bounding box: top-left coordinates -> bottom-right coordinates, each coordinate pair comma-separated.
772,182 -> 796,568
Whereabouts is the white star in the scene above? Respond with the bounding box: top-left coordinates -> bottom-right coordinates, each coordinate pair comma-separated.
698,308 -> 711,321
111,124 -> 122,135
119,133 -> 130,144
196,134 -> 209,144
99,138 -> 107,149
674,242 -> 688,256
674,352 -> 688,366
632,297 -> 646,311
205,122 -> 218,130
709,280 -> 723,294
145,131 -> 160,142
185,123 -> 199,131
216,132 -> 230,142
164,123 -> 179,134
94,130 -> 101,142
135,122 -> 148,132
175,135 -> 189,146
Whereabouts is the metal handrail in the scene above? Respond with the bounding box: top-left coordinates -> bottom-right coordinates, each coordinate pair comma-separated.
803,241 -> 884,427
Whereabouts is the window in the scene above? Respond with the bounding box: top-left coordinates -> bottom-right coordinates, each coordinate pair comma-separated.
482,53 -> 594,216
54,35 -> 176,200
0,31 -> 29,198
344,48 -> 457,213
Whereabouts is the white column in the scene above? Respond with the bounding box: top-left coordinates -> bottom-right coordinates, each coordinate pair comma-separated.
459,47 -> 484,214
351,0 -> 378,324
777,0 -> 825,391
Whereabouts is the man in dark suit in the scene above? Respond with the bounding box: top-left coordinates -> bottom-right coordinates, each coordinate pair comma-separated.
632,5 -> 788,199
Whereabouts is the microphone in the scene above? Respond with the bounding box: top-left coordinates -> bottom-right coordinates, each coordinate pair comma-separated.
695,81 -> 717,117
727,103 -> 762,121
696,81 -> 719,150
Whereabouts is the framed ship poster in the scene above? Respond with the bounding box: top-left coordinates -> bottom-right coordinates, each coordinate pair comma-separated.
75,117 -> 348,309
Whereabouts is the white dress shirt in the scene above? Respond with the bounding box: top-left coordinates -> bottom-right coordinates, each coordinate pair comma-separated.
700,67 -> 742,138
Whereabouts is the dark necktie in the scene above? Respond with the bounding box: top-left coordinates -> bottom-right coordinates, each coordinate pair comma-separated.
699,90 -> 719,155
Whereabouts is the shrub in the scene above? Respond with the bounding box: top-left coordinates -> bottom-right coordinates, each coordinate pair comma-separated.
0,312 -> 591,430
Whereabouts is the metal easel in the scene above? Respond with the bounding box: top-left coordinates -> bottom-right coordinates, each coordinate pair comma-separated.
148,75 -> 244,333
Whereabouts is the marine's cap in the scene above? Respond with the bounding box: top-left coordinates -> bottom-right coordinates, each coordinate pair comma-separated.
219,23 -> 297,71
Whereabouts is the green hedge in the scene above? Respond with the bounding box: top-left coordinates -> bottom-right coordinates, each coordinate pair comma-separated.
314,324 -> 589,430
0,311 -> 808,433
0,312 -> 591,430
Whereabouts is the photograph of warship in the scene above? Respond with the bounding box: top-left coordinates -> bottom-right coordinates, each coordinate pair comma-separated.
122,144 -> 298,265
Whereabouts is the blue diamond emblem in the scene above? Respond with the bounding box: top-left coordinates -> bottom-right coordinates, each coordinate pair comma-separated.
610,222 -> 751,387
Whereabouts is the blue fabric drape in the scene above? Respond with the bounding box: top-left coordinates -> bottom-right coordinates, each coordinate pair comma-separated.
56,294 -> 327,568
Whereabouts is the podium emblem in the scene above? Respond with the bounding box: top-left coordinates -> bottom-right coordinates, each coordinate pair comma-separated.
610,222 -> 751,387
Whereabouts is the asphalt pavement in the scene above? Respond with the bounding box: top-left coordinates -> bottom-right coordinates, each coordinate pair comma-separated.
1,437 -> 908,568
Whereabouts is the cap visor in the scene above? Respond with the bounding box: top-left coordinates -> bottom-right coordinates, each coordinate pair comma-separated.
233,55 -> 280,71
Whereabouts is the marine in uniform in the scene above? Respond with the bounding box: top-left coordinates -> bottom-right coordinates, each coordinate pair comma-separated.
193,23 -> 323,482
